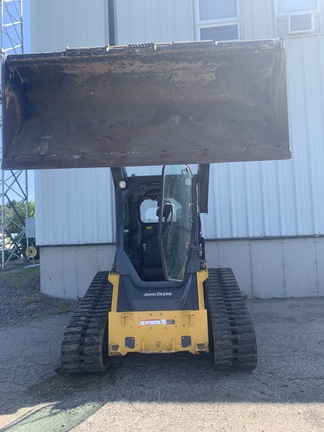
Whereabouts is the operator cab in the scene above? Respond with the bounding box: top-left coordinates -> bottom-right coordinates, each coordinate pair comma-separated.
114,164 -> 202,284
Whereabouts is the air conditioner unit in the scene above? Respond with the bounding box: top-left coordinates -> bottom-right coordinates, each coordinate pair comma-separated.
288,12 -> 314,33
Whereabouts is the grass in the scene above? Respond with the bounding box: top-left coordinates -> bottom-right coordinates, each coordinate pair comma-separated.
0,264 -> 40,286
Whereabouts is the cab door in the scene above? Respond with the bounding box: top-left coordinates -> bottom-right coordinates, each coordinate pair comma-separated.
158,165 -> 195,282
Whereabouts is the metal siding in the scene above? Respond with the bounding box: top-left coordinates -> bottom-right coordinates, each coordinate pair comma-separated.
240,0 -> 276,40
30,0 -> 108,52
32,0 -> 111,246
31,3 -> 324,244
286,35 -> 324,235
115,0 -> 195,44
303,36 -> 324,234
201,34 -> 324,239
35,169 -> 115,245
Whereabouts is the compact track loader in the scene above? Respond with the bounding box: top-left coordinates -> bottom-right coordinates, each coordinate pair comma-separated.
2,40 -> 290,372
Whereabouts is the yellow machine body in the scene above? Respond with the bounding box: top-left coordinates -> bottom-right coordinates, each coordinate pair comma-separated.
108,270 -> 209,356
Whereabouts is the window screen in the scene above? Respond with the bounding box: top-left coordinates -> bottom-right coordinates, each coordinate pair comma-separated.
200,25 -> 238,41
289,14 -> 313,31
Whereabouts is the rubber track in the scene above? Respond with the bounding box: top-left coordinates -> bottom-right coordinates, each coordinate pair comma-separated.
61,271 -> 113,373
204,268 -> 257,371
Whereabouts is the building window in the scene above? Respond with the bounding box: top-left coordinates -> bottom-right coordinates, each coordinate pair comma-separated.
275,0 -> 320,35
277,0 -> 318,14
196,0 -> 239,42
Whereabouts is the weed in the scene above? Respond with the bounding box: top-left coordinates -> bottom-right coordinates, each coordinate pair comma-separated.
0,265 -> 40,287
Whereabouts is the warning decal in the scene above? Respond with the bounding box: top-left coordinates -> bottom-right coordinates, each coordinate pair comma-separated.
140,319 -> 175,326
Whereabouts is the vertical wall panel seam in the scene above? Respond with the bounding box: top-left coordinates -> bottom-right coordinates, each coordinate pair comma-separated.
287,39 -> 302,236
260,165 -> 265,235
104,0 -> 110,45
281,241 -> 286,297
260,164 -> 267,236
229,165 -> 234,237
77,170 -> 82,244
276,161 -> 283,236
315,35 -> 324,233
243,164 -> 248,236
159,0 -> 163,41
244,164 -> 253,237
75,248 -> 78,298
249,241 -> 254,297
96,247 -> 100,273
64,173 -> 69,244
145,0 -> 149,43
62,248 -> 66,297
302,37 -> 316,235
309,36 -> 320,234
192,0 -> 197,40
130,0 -> 134,43
314,238 -> 319,296
269,0 -> 276,37
50,172 -> 55,243
250,0 -> 256,40
216,242 -> 220,267
290,129 -> 301,234
319,35 -> 324,233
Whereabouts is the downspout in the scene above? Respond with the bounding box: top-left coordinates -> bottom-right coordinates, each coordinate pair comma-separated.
108,0 -> 116,46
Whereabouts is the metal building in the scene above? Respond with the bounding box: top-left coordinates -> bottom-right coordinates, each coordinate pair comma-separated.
29,0 -> 324,298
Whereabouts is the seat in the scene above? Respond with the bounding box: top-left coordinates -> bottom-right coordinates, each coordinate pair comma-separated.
141,235 -> 164,281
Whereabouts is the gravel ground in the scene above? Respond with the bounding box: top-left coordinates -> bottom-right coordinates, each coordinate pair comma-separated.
0,265 -> 324,432
0,264 -> 78,327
